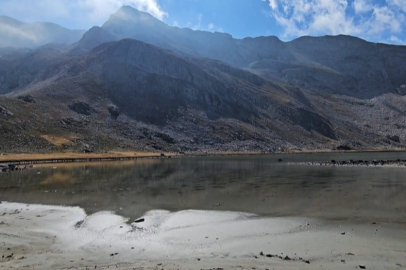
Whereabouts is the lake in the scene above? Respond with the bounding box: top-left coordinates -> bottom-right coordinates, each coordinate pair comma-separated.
1,151 -> 405,224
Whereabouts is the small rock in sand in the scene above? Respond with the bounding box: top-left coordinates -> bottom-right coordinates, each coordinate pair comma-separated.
134,218 -> 145,223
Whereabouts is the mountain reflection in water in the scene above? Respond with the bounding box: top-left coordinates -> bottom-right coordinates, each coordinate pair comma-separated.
1,152 -> 405,223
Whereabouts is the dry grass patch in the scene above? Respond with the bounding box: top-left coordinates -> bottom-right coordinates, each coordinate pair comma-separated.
40,135 -> 78,146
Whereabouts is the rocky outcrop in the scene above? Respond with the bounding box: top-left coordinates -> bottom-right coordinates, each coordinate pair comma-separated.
0,105 -> 13,116
18,95 -> 36,103
397,85 -> 406,96
335,145 -> 352,151
155,132 -> 176,144
108,105 -> 120,119
288,108 -> 336,139
68,102 -> 93,116
387,135 -> 400,143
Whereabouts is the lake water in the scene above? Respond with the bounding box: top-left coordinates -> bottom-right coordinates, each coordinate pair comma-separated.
1,152 -> 406,224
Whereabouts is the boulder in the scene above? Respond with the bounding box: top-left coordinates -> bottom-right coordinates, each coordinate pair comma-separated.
108,105 -> 120,119
134,218 -> 145,223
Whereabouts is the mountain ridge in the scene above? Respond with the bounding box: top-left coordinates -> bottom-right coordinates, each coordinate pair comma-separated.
0,7 -> 406,153
74,6 -> 406,99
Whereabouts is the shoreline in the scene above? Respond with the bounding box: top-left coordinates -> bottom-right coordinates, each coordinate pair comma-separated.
294,159 -> 406,168
0,151 -> 175,167
1,201 -> 405,270
1,148 -> 406,166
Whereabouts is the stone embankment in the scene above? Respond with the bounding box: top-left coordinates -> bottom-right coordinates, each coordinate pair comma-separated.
0,153 -> 172,173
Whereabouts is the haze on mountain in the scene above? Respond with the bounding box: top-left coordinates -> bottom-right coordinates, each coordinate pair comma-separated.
0,6 -> 406,153
0,15 -> 85,48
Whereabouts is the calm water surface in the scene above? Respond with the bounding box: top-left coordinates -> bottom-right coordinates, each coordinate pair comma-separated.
1,152 -> 405,223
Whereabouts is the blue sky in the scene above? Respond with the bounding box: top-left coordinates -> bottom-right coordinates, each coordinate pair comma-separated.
0,0 -> 405,44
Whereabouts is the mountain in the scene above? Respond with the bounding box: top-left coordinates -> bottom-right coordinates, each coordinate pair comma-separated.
0,7 -> 406,153
0,16 -> 86,48
0,38 -> 339,153
75,26 -> 116,51
76,6 -> 237,58
0,43 -> 73,94
76,6 -> 406,100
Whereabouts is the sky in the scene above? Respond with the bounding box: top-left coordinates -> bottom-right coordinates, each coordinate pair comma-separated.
0,0 -> 405,45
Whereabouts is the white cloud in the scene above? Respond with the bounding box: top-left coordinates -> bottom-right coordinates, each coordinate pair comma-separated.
194,16 -> 223,33
263,0 -> 406,43
353,0 -> 374,13
390,0 -> 406,12
371,5 -> 403,34
265,0 -> 358,37
267,0 -> 278,9
389,35 -> 406,44
192,13 -> 203,30
0,22 -> 40,43
78,0 -> 167,22
0,0 -> 167,29
180,14 -> 222,33
0,0 -> 70,23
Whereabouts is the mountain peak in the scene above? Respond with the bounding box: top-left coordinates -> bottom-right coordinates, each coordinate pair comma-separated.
118,5 -> 142,13
102,5 -> 166,40
117,5 -> 151,17
104,5 -> 160,25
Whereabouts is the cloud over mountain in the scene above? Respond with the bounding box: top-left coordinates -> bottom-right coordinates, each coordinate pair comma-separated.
0,16 -> 85,48
0,0 -> 404,45
263,0 -> 406,44
0,0 -> 166,29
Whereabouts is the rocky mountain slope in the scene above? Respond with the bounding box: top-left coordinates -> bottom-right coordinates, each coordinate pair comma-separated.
77,6 -> 406,99
0,16 -> 85,48
0,38 -> 334,152
0,6 -> 406,153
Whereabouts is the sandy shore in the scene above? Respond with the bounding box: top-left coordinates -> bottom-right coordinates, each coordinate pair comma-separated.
0,151 -> 164,161
0,151 -> 267,166
1,202 -> 405,270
